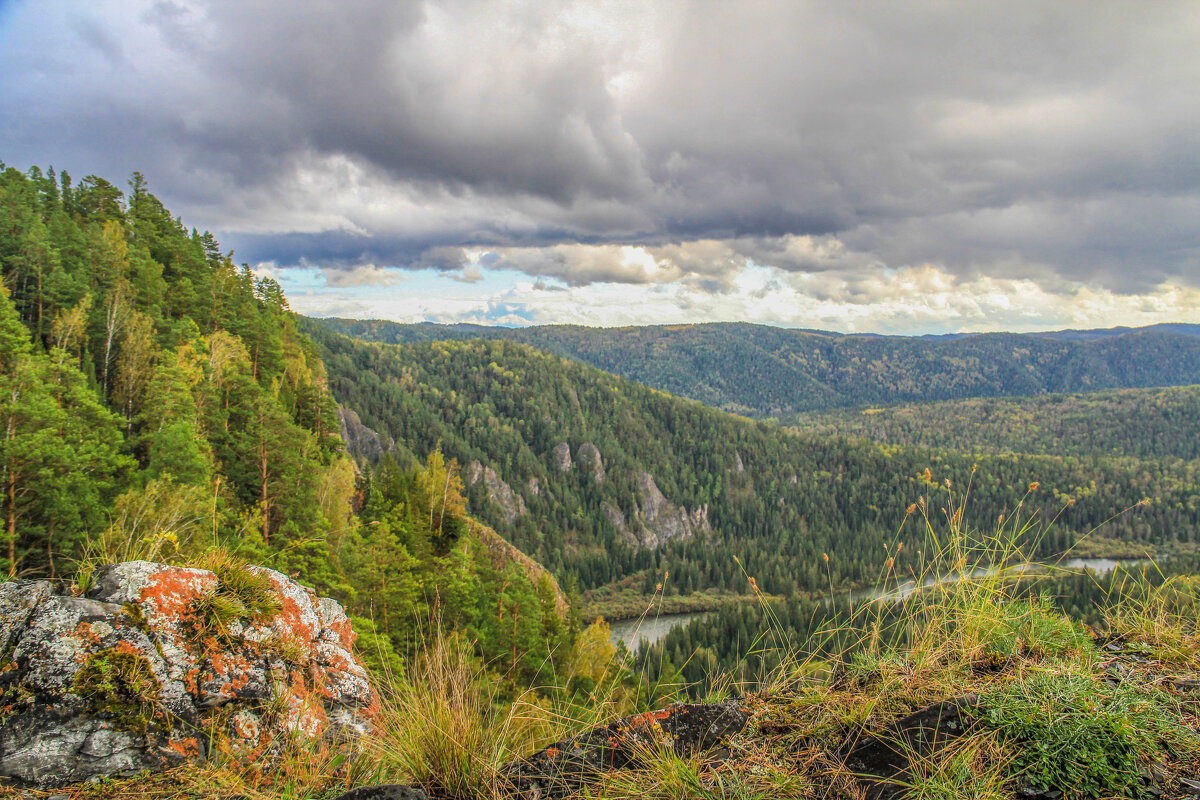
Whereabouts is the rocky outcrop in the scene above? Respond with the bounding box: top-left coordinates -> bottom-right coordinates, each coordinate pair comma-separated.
482,466 -> 527,524
0,561 -> 374,789
609,471 -> 712,550
503,700 -> 750,798
337,407 -> 395,463
844,697 -> 980,799
601,501 -> 634,547
465,461 -> 528,524
577,443 -> 605,483
527,477 -> 541,497
551,442 -> 573,472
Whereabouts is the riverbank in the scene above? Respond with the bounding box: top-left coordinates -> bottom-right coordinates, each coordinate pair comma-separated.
594,553 -> 1168,658
581,583 -> 764,623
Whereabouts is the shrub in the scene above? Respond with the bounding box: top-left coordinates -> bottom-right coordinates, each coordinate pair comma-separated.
189,549 -> 282,639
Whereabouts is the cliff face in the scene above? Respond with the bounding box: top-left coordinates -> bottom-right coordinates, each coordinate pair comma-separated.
601,470 -> 712,550
338,407 -> 397,463
0,561 -> 375,788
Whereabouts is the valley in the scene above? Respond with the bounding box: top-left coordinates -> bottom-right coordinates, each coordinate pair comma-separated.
304,320 -> 1200,626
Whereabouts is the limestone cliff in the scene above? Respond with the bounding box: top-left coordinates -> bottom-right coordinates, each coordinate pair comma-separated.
338,407 -> 396,463
577,443 -> 605,483
466,460 -> 528,524
601,472 -> 712,550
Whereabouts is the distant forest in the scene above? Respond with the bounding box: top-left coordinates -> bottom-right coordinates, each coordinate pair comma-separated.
317,317 -> 1200,417
303,322 -> 1200,620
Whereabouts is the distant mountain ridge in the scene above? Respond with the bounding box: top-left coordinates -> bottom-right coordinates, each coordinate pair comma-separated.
314,318 -> 1200,417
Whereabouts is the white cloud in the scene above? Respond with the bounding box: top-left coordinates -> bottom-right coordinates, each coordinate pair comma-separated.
4,0 -> 1200,331
289,260 -> 1200,335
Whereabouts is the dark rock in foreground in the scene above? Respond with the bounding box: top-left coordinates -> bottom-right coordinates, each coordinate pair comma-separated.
0,560 -> 376,788
333,785 -> 429,800
502,699 -> 750,798
844,696 -> 980,799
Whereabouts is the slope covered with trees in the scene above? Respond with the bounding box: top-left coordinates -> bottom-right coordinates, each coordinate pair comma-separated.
0,163 -> 590,693
317,318 -> 1200,417
304,321 -> 1200,618
0,164 -> 345,579
788,385 -> 1200,460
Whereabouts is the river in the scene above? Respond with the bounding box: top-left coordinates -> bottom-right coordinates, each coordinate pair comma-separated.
847,556 -> 1147,604
608,612 -> 709,654
606,557 -> 1146,652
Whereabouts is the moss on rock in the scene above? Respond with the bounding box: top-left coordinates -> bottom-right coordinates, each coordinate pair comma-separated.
71,647 -> 162,734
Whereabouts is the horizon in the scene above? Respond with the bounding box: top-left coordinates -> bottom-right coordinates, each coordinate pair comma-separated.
308,314 -> 1200,339
4,1 -> 1200,334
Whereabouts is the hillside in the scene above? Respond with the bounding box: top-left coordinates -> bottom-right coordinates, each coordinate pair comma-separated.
788,385 -> 1200,460
302,321 -> 1200,618
0,163 -> 586,696
315,318 -> 1200,417
4,162 -> 1200,800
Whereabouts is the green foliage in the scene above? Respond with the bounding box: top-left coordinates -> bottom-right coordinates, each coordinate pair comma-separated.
789,385 -> 1200,461
71,647 -> 161,734
304,323 -> 1198,613
975,670 -> 1195,798
191,549 -> 283,636
0,286 -> 131,577
349,615 -> 406,678
318,317 -> 1200,417
342,453 -> 579,694
0,163 -> 344,581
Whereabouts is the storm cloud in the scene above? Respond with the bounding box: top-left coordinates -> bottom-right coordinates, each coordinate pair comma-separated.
2,0 -> 1199,321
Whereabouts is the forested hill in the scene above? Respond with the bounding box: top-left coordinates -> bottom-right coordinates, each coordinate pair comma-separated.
315,318 -> 1200,417
0,164 -> 346,580
303,320 -> 1200,616
1,163 -> 587,691
789,385 -> 1200,461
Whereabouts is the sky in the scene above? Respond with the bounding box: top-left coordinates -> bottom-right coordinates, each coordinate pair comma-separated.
2,0 -> 1199,334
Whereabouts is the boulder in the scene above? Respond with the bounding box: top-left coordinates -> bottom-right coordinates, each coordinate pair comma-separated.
0,560 -> 376,789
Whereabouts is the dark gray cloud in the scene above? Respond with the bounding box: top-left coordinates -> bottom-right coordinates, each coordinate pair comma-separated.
2,0 -> 1199,294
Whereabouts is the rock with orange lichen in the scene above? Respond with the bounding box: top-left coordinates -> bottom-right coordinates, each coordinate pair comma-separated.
0,586 -> 191,787
501,699 -> 750,798
0,560 -> 376,789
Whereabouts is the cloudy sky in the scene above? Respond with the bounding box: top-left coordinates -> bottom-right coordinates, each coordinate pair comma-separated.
3,0 -> 1199,333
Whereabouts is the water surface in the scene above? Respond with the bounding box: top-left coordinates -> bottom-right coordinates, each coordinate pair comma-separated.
608,612 -> 708,653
